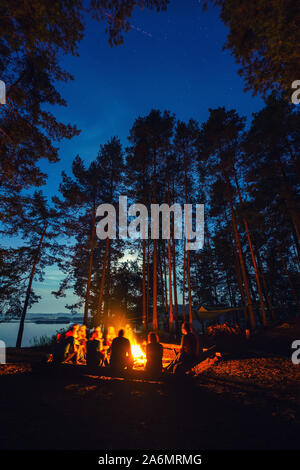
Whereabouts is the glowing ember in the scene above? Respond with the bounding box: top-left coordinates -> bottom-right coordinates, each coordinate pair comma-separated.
131,343 -> 146,366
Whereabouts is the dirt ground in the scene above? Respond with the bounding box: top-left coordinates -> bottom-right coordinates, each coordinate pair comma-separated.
0,319 -> 299,450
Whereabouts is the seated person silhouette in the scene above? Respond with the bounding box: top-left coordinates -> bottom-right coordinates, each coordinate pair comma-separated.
76,325 -> 87,364
86,330 -> 104,367
60,324 -> 80,364
110,329 -> 133,372
173,322 -> 197,376
146,332 -> 163,375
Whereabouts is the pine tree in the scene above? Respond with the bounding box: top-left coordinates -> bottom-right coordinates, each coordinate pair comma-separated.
13,192 -> 61,347
53,155 -> 106,324
203,1 -> 300,96
174,119 -> 199,325
128,110 -> 174,331
199,108 -> 257,329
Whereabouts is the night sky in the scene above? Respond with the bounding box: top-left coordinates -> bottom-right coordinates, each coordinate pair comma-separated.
32,0 -> 263,313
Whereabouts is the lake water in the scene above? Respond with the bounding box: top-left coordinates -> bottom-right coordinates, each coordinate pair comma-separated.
0,322 -> 71,347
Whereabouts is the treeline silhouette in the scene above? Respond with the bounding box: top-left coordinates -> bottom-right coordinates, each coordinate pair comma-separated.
1,97 -> 299,346
0,1 -> 299,347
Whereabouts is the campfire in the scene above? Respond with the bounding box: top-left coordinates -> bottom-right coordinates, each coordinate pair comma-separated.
131,343 -> 146,368
107,322 -> 147,368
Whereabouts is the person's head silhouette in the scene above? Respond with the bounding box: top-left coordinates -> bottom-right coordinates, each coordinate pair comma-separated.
181,322 -> 190,335
118,329 -> 125,337
148,332 -> 158,344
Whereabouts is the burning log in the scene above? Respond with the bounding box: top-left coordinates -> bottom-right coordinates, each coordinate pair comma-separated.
131,343 -> 147,368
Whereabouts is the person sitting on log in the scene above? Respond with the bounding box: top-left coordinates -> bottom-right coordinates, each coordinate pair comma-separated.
109,329 -> 133,372
53,331 -> 66,363
102,326 -> 115,366
145,332 -> 163,376
86,330 -> 104,367
76,325 -> 87,364
94,327 -> 104,350
61,324 -> 80,364
173,322 -> 197,377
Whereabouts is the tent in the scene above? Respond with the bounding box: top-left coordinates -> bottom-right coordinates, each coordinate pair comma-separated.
195,305 -> 239,322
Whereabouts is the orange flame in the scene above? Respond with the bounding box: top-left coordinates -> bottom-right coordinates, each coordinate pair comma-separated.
131,343 -> 146,367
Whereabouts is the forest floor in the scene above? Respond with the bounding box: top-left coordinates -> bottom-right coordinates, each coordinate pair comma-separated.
0,318 -> 299,450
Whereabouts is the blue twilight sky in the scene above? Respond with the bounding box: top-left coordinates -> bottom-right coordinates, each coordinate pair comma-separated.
29,0 -> 263,313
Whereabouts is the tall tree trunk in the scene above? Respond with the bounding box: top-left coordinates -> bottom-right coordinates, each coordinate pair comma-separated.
233,169 -> 267,325
158,242 -> 166,317
256,250 -> 276,321
186,249 -> 193,325
153,238 -> 158,330
182,238 -> 186,321
290,225 -> 300,264
225,269 -> 234,307
171,181 -> 179,330
146,238 -> 150,324
232,232 -> 248,324
184,159 -> 192,324
152,152 -> 158,330
229,195 -> 256,329
104,244 -> 112,325
142,238 -> 147,331
16,224 -> 47,347
244,260 -> 257,311
95,236 -> 110,326
162,241 -> 168,315
278,158 -> 300,248
225,209 -> 247,323
290,233 -> 300,270
205,226 -> 218,303
171,227 -> 179,331
278,247 -> 300,315
285,138 -> 300,182
243,217 -> 267,325
84,204 -> 96,324
168,237 -> 174,331
167,179 -> 173,331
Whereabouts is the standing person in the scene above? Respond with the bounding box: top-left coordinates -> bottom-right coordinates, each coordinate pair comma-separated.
145,332 -> 163,375
173,322 -> 197,376
110,329 -> 133,372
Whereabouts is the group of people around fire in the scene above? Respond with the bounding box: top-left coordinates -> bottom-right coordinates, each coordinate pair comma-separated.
53,321 -> 202,376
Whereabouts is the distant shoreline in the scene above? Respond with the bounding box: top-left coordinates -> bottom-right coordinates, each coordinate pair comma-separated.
0,313 -> 83,325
